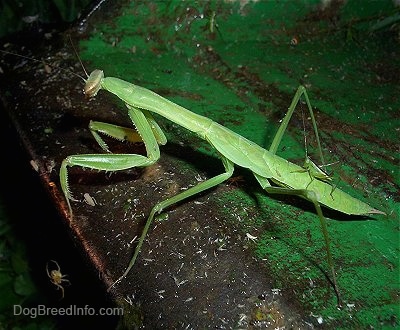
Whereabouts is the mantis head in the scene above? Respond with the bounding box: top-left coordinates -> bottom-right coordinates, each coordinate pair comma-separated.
84,69 -> 104,98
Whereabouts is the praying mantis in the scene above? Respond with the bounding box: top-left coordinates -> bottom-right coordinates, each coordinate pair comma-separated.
59,66 -> 385,304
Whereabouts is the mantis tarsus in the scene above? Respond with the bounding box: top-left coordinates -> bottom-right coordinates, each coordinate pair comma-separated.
59,67 -> 385,305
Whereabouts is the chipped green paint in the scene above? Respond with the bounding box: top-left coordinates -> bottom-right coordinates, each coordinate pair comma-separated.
77,0 -> 398,328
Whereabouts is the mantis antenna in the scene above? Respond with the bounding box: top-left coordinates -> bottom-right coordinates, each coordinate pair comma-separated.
69,35 -> 89,78
0,48 -> 86,82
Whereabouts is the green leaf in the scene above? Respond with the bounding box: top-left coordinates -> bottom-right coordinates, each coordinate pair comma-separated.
14,274 -> 36,296
11,244 -> 29,275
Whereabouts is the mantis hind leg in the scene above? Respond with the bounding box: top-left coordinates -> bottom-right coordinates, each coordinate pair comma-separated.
269,86 -> 325,165
109,156 -> 234,290
253,174 -> 341,306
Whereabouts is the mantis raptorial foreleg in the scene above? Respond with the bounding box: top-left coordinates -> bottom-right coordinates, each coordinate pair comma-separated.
89,109 -> 167,152
89,121 -> 143,151
60,105 -> 162,209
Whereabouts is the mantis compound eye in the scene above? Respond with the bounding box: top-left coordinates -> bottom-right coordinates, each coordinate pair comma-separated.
84,69 -> 104,98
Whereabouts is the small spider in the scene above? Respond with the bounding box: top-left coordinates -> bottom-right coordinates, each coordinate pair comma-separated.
46,260 -> 70,299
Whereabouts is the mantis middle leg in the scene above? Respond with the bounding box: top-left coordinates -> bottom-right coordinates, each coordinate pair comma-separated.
109,156 -> 234,289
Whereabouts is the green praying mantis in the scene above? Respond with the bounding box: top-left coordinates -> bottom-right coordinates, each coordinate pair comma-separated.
58,64 -> 385,303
